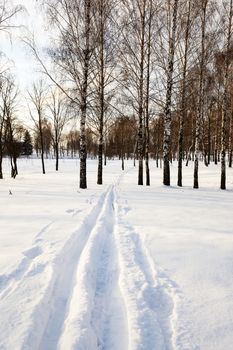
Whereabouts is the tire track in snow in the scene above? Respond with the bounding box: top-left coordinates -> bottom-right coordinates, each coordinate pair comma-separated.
57,186 -> 127,350
114,187 -> 179,350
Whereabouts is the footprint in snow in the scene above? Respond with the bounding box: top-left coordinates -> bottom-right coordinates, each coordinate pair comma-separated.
26,262 -> 46,277
66,209 -> 75,214
23,246 -> 42,259
66,209 -> 82,216
122,207 -> 131,215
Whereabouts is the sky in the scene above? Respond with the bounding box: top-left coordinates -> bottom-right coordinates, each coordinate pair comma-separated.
1,0 -> 48,90
0,0 -> 55,126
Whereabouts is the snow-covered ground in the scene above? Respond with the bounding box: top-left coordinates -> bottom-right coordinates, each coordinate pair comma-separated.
0,157 -> 233,350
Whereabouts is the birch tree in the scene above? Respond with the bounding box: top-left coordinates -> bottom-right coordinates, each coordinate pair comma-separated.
28,80 -> 47,174
145,0 -> 153,186
193,0 -> 208,188
0,1 -> 23,179
0,1 -> 23,32
2,77 -> 20,178
47,90 -> 70,171
163,0 -> 179,186
0,78 -> 5,179
177,0 -> 192,187
220,0 -> 233,189
119,0 -> 156,185
90,0 -> 117,185
228,84 -> 233,167
31,0 -> 95,188
79,0 -> 92,189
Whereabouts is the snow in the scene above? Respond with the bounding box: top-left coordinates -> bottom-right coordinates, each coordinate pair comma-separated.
0,157 -> 233,350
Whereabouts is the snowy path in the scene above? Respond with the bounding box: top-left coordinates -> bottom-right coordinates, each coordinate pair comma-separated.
55,181 -> 179,350
0,172 -> 178,350
1,159 -> 233,349
0,173 -> 180,350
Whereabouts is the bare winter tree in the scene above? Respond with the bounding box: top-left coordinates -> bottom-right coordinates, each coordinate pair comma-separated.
0,1 -> 23,179
28,80 -> 47,174
21,0 -> 231,189
78,0 -> 92,189
145,0 -> 153,186
90,0 -> 117,185
228,82 -> 233,168
0,76 -> 19,178
193,0 -> 208,189
29,0 -> 96,188
47,89 -> 71,171
0,1 -> 23,32
220,0 -> 233,190
0,78 -> 5,179
177,0 -> 192,187
163,0 -> 179,186
118,0 -> 156,185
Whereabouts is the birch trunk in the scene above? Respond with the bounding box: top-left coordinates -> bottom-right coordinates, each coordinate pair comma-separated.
229,110 -> 233,167
80,0 -> 91,189
221,0 -> 233,189
38,113 -> 45,175
0,123 -> 3,179
138,0 -> 146,186
145,0 -> 152,186
194,1 -> 208,189
177,0 -> 191,187
97,0 -> 104,185
163,0 -> 179,186
55,138 -> 59,171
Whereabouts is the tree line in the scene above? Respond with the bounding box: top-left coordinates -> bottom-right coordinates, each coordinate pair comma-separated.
0,0 -> 233,190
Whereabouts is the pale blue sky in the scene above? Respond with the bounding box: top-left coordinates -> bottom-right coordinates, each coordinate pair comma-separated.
2,0 -> 49,90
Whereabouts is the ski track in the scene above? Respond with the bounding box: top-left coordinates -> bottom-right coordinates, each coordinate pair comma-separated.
114,187 -> 180,350
57,186 -> 127,350
0,188 -> 111,350
21,187 -> 113,350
